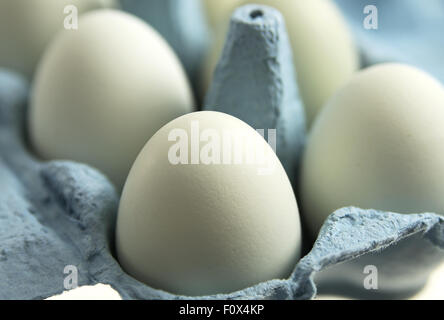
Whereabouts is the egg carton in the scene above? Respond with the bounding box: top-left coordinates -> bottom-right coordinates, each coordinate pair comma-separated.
1,1 -> 444,300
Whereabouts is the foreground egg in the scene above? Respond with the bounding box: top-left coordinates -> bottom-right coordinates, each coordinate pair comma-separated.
203,0 -> 359,126
116,111 -> 302,296
0,0 -> 117,78
29,10 -> 194,189
300,63 -> 444,236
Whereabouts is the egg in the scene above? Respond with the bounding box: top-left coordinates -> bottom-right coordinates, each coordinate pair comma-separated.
202,0 -> 359,126
0,0 -> 117,78
29,10 -> 194,189
116,111 -> 302,296
202,0 -> 244,30
300,63 -> 444,236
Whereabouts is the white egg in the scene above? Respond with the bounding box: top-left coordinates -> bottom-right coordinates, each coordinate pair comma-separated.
202,0 -> 244,30
29,10 -> 194,189
116,111 -> 302,296
0,0 -> 117,78
202,0 -> 359,126
300,63 -> 444,236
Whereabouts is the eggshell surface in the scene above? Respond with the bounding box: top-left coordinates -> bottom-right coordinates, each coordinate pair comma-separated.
300,63 -> 444,236
202,0 -> 243,30
116,111 -> 302,296
29,10 -> 194,189
0,0 -> 117,78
